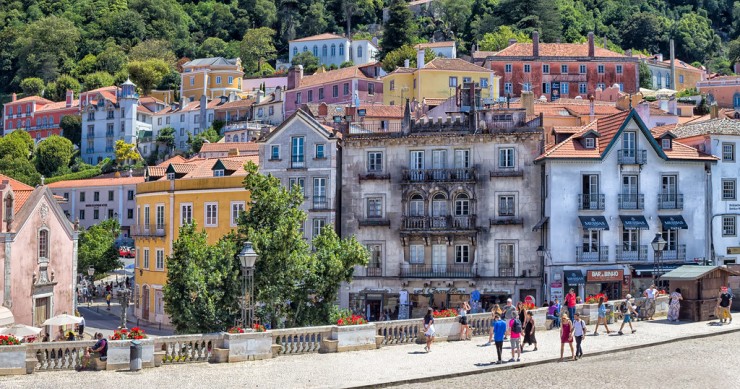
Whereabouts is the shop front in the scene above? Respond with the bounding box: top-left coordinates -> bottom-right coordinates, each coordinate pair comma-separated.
349,290 -> 399,321
564,270 -> 586,299
585,269 -> 624,300
409,287 -> 471,317
631,263 -> 682,294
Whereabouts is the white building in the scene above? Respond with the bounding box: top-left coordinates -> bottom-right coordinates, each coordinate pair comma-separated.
289,33 -> 379,68
670,118 -> 740,265
150,96 -> 218,153
536,110 -> 716,301
414,41 -> 456,59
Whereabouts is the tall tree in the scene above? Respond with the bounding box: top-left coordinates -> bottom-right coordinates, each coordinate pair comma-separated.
382,0 -> 415,57
60,115 -> 82,147
127,59 -> 171,94
240,28 -> 278,76
35,135 -> 75,178
478,26 -> 531,52
78,219 -> 122,277
15,16 -> 80,82
19,78 -> 45,96
156,127 -> 176,157
115,140 -> 141,165
381,45 -> 435,72
673,12 -> 721,63
639,61 -> 653,89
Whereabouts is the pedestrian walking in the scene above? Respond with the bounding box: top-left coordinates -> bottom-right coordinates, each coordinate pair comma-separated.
643,284 -> 658,320
668,288 -> 683,322
565,289 -> 577,322
489,314 -> 507,364
593,296 -> 611,334
502,299 -> 516,339
618,294 -> 638,335
523,311 -> 538,351
718,286 -> 733,324
573,312 -> 586,359
458,301 -> 471,340
559,313 -> 575,362
491,304 -> 503,317
105,292 -> 111,310
423,307 -> 435,352
76,310 -> 85,339
508,310 -> 522,362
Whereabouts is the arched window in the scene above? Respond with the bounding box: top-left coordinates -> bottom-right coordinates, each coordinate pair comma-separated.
734,93 -> 740,108
49,117 -> 53,125
303,46 -> 308,52
454,193 -> 470,216
38,229 -> 49,262
25,119 -> 30,128
36,118 -> 40,126
409,194 -> 424,216
664,72 -> 670,88
432,193 -> 447,217
6,121 -> 11,130
339,44 -> 344,56
16,120 -> 21,128
357,45 -> 363,58
322,45 -> 328,57
331,44 -> 336,57
312,45 -> 318,57
293,47 -> 298,56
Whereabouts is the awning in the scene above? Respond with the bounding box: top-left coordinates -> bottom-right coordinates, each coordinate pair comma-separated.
620,215 -> 649,230
579,216 -> 609,230
632,263 -> 682,276
659,215 -> 688,230
0,307 -> 15,327
532,216 -> 549,231
564,270 -> 586,284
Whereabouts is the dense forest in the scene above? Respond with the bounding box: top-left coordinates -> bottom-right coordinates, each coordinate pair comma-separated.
1,0 -> 740,98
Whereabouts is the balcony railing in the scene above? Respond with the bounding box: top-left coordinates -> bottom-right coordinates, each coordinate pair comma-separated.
498,267 -> 516,277
659,245 -> 687,261
657,193 -> 684,210
312,196 -> 328,210
618,194 -> 644,210
357,266 -> 382,277
401,264 -> 476,278
576,246 -> 609,262
358,172 -> 391,181
490,217 -> 523,225
616,245 -> 648,261
290,156 -> 305,169
578,194 -> 605,210
401,168 -> 476,183
358,218 -> 390,227
617,149 -> 647,165
401,216 -> 476,231
490,169 -> 523,178
131,224 -> 166,237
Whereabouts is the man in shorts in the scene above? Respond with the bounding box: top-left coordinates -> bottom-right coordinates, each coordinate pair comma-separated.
508,310 -> 522,362
718,286 -> 733,324
618,294 -> 638,335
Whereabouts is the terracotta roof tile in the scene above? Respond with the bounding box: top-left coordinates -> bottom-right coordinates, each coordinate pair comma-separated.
362,105 -> 404,118
12,190 -> 32,213
9,96 -> 53,104
473,50 -> 498,59
494,43 -> 626,58
36,101 -> 79,111
47,176 -> 145,189
415,42 -> 455,49
147,166 -> 166,177
291,33 -> 345,42
199,142 -> 259,154
423,58 -> 489,72
0,174 -> 34,191
169,163 -> 198,174
182,155 -> 258,179
671,118 -> 740,138
214,99 -> 255,110
298,64 -> 378,89
156,155 -> 188,167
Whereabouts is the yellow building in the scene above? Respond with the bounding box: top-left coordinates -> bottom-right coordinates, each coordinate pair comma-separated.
180,57 -> 245,102
133,154 -> 257,326
383,57 -> 500,106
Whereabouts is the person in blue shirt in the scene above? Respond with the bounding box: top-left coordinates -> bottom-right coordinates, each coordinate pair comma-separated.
488,314 -> 508,364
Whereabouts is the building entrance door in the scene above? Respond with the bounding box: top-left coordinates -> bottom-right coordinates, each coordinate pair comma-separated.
142,286 -> 150,321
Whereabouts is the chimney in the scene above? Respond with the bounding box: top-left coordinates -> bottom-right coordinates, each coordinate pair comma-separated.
65,89 -> 74,108
656,54 -> 663,63
734,63 -> 740,74
670,39 -> 676,89
521,91 -> 534,116
589,94 -> 595,123
372,37 -> 379,46
274,86 -> 282,102
256,89 -> 265,104
603,37 -> 607,49
710,104 -> 719,119
228,148 -> 239,157
11,93 -> 16,102
532,31 -> 540,57
587,32 -> 595,57
416,50 -> 425,69
318,103 -> 328,116
626,49 -> 632,57
404,59 -> 410,68
287,65 -> 303,90
508,38 -> 517,47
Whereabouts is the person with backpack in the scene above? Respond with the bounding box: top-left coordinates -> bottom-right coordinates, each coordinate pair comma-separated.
573,312 -> 587,359
508,310 -> 522,362
502,298 -> 516,339
618,294 -> 638,335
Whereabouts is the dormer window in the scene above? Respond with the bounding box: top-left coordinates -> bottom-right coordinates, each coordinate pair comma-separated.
213,169 -> 224,177
662,138 -> 672,150
167,172 -> 175,180
584,137 -> 595,149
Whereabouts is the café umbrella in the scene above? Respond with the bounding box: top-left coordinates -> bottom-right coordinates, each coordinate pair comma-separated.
43,314 -> 83,326
0,324 -> 42,337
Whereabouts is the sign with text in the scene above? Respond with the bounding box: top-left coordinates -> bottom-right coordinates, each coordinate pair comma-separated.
587,269 -> 624,282
728,247 -> 740,255
550,282 -> 563,301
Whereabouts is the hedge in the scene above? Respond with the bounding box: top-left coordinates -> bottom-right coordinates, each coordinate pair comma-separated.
45,167 -> 102,184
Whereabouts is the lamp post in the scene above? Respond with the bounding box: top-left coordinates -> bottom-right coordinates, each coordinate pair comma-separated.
651,233 -> 667,286
238,242 -> 258,328
537,245 -> 552,302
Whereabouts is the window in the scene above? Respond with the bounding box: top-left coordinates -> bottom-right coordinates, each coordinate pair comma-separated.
339,44 -> 344,56
307,90 -> 313,102
155,250 -> 164,270
409,194 -> 424,216
315,144 -> 325,159
144,205 -> 150,226
367,198 -> 382,218
723,179 -> 736,200
228,76 -> 233,85
313,177 -> 327,206
523,83 -> 532,92
166,117 -> 171,125
454,194 -> 470,216
597,82 -> 606,90
291,136 -> 305,168
455,245 -> 470,263
312,218 -> 326,238
87,111 -> 95,121
499,195 -> 515,216
93,191 -> 100,202
679,75 -> 684,84
367,151 -> 383,172
127,209 -> 134,219
615,65 -> 623,74
449,77 -> 458,87
331,44 -> 336,56
93,209 -> 99,220
480,78 -> 488,88
498,148 -> 514,168
505,64 -> 512,73
189,76 -> 194,86
432,244 -> 446,271
662,138 -> 671,149
231,201 -> 245,227
296,92 -> 302,104
79,210 -> 85,220
108,190 -> 114,201
293,47 -> 298,56
597,64 -> 605,74
498,243 -> 515,275
142,249 -> 150,269
410,244 -> 425,264
38,229 -> 49,261
155,205 -> 164,230
579,64 -> 587,74
270,145 -> 280,160
312,45 -> 318,57
215,76 -> 222,84
205,203 -> 218,226
504,83 -> 513,94
167,172 -> 175,180
561,64 -> 568,74
542,64 -> 550,74
463,77 -> 472,84
542,82 -> 550,94
178,203 -> 193,226
561,82 -> 569,94
523,64 -> 531,73
579,83 -> 587,94
454,149 -> 470,168
213,169 -> 224,177
722,143 -> 735,161
288,177 -> 305,196
108,209 -> 114,219
344,83 -> 350,95
333,85 -> 339,97
269,106 -> 274,116
180,114 -> 185,123
128,190 -> 134,200
723,216 -> 736,236
368,83 -> 375,95
665,73 -> 671,88
367,244 -> 381,269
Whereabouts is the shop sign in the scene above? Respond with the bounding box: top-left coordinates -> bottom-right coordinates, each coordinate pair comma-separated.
727,247 -> 740,255
413,287 -> 467,295
587,269 -> 624,282
399,290 -> 408,305
550,282 -> 563,301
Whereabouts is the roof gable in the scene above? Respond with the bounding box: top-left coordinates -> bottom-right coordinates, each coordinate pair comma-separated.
600,110 -> 668,160
260,109 -> 337,143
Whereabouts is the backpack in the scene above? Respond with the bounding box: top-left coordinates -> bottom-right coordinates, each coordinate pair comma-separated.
512,319 -> 522,333
619,302 -> 628,313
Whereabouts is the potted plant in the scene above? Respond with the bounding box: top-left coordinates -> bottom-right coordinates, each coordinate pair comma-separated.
428,309 -> 461,342
322,310 -> 375,353
0,335 -> 24,375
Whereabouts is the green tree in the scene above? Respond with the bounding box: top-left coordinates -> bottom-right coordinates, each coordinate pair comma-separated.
440,0 -> 473,40
381,45 -> 435,72
728,37 -> 740,67
639,61 -> 653,89
83,72 -> 115,91
60,115 -> 82,148
290,51 -> 320,74
673,12 -> 721,63
621,12 -> 669,55
115,140 -> 141,165
186,127 -> 221,155
74,54 -> 98,78
127,59 -> 171,94
35,135 -> 75,178
96,44 -> 128,75
15,16 -> 80,82
164,223 -> 240,334
197,37 -> 238,59
156,127 -> 176,156
6,130 -> 34,158
0,156 -> 41,186
240,28 -> 278,76
19,77 -> 45,96
298,1 -> 331,38
47,75 -> 81,102
382,0 -> 415,57
478,26 -> 531,52
129,39 -> 177,65
78,219 -> 122,277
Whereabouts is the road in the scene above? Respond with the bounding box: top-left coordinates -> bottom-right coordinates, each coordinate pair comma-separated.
77,300 -> 173,338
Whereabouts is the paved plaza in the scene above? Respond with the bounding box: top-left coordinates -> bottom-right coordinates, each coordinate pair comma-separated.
2,317 -> 737,388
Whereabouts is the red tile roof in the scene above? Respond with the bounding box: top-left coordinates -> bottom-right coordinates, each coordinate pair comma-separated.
291,33 -> 345,42
156,155 -> 188,167
298,64 -> 378,89
12,190 -> 33,213
362,105 -> 404,118
0,174 -> 34,191
423,58 -> 489,72
47,176 -> 145,189
182,155 -> 258,179
494,43 -> 626,58
199,142 -> 259,154
214,99 -> 255,110
9,96 -> 53,105
36,101 -> 79,111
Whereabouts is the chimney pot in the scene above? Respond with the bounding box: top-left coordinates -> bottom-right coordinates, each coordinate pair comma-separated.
11,93 -> 16,102
532,31 -> 540,57
587,32 -> 595,58
508,38 -> 517,47
404,59 -> 410,68
416,50 -> 425,69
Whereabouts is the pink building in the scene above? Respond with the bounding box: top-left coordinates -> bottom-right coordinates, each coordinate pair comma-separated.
2,91 -> 79,141
284,63 -> 384,117
697,75 -> 740,109
0,175 -> 78,328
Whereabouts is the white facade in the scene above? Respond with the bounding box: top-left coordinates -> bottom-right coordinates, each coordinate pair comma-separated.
151,101 -> 216,153
289,35 -> 378,68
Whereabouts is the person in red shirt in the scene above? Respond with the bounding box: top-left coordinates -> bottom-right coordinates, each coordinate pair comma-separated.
565,289 -> 577,322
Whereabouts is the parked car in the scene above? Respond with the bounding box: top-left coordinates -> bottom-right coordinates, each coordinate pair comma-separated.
118,246 -> 135,258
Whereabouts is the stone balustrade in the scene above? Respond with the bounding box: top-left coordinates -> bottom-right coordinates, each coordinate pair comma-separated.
0,298 -> 674,376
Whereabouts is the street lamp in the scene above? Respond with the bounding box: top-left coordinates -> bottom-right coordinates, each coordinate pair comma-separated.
237,242 -> 258,328
651,233 -> 667,285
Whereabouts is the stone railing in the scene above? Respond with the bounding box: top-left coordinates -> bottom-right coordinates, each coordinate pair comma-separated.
375,319 -> 421,345
26,340 -> 97,372
271,326 -> 333,356
155,333 -> 222,364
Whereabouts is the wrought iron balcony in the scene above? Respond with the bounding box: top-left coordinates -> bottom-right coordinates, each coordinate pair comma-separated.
498,267 -> 516,277
290,156 -> 305,169
358,172 -> 391,181
401,264 -> 476,278
657,193 -> 684,210
616,245 -> 648,262
401,216 -> 476,231
576,246 -> 609,262
357,266 -> 382,277
401,168 -> 476,183
490,169 -> 523,178
658,245 -> 687,261
131,224 -> 166,237
578,194 -> 605,210
311,196 -> 328,210
358,218 -> 390,227
617,149 -> 647,165
618,193 -> 644,210
490,217 -> 523,226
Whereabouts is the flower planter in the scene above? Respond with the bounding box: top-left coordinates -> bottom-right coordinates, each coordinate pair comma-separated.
106,339 -> 155,370
0,345 -> 27,375
223,331 -> 273,362
579,303 -> 599,324
324,324 -> 377,352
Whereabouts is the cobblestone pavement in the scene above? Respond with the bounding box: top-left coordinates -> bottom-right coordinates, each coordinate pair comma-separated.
407,330 -> 740,389
2,317 -> 737,389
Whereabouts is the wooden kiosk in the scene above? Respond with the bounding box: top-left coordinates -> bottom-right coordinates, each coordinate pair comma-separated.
659,266 -> 735,322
